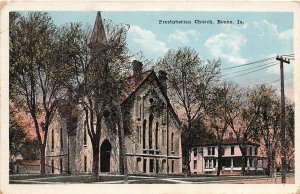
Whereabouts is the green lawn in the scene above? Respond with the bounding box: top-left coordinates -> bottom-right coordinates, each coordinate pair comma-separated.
9,174 -> 64,180
130,179 -> 176,184
9,174 -> 275,184
10,174 -> 145,184
176,175 -> 269,183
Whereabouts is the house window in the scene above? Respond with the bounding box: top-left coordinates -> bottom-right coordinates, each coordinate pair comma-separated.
205,159 -> 215,169
51,129 -> 54,150
51,160 -> 54,173
193,148 -> 197,157
194,160 -> 197,169
171,132 -> 174,152
83,125 -> 87,146
162,129 -> 166,146
208,147 -> 214,155
60,128 -> 63,149
84,156 -> 87,172
60,158 -> 63,173
249,147 -> 252,155
205,159 -> 213,169
249,158 -> 253,167
231,146 -> 235,155
254,147 -> 258,155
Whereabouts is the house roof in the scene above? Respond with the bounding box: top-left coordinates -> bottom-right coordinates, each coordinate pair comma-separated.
14,160 -> 40,166
195,137 -> 259,147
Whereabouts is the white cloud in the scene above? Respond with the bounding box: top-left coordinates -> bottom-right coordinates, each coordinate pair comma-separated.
205,32 -> 247,65
128,25 -> 168,56
253,20 -> 293,42
167,29 -> 199,44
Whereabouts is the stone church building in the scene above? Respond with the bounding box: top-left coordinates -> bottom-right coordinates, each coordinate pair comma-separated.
45,12 -> 182,175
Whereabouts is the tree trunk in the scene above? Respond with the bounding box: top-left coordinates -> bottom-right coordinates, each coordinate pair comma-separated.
40,145 -> 46,175
118,116 -> 128,183
184,150 -> 191,177
91,142 -> 100,179
217,144 -> 222,176
240,146 -> 247,175
267,150 -> 271,176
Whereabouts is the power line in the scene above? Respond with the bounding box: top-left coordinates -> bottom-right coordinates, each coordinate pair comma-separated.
222,61 -> 277,77
222,54 -> 294,71
265,79 -> 280,86
222,56 -> 276,70
223,63 -> 278,80
282,53 -> 294,56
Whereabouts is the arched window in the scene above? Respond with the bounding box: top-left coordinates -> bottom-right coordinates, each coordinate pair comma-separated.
60,128 -> 63,149
136,96 -> 141,121
136,126 -> 140,144
143,120 -> 146,149
162,103 -> 166,125
171,132 -> 174,151
149,114 -> 154,149
155,122 -> 159,150
83,124 -> 87,146
51,129 -> 54,150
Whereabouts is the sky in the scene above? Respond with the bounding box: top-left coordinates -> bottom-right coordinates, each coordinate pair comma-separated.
47,11 -> 294,101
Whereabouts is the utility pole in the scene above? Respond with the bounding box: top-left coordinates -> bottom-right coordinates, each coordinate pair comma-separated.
276,56 -> 290,184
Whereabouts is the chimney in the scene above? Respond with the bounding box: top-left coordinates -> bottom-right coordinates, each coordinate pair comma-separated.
158,70 -> 167,94
132,60 -> 143,83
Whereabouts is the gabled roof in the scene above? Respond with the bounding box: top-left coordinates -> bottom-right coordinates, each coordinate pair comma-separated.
194,137 -> 259,147
89,12 -> 108,47
121,70 -> 181,127
14,160 -> 40,166
122,70 -> 153,101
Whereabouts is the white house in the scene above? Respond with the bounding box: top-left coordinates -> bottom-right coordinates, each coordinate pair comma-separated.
190,135 -> 266,175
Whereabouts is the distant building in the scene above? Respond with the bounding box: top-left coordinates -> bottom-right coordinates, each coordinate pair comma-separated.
45,12 -> 182,175
190,133 -> 266,175
14,160 -> 40,174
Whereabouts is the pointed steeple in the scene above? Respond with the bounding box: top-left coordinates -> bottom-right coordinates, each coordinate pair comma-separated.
89,11 -> 108,49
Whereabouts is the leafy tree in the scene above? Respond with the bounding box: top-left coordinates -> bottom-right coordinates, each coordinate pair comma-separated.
63,14 -> 131,179
9,12 -> 78,175
9,109 -> 27,161
9,107 -> 40,174
226,86 -> 266,175
205,82 -> 241,175
252,85 -> 281,176
156,47 -> 220,175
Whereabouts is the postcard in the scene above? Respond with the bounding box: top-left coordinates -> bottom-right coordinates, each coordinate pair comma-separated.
0,1 -> 299,194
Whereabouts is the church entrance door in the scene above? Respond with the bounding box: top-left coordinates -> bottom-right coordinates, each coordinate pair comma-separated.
100,139 -> 111,172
